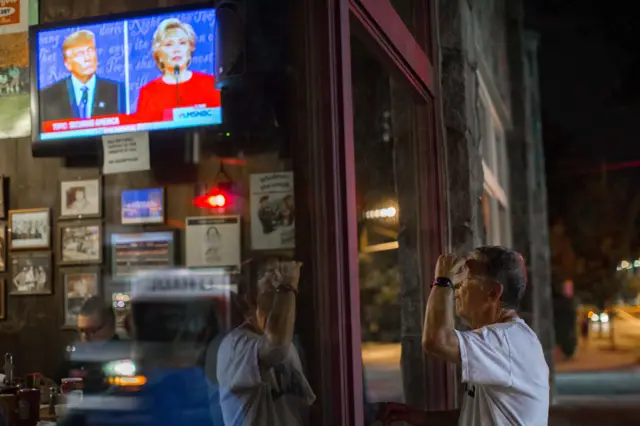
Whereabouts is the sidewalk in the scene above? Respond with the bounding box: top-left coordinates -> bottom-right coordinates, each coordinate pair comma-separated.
555,339 -> 640,373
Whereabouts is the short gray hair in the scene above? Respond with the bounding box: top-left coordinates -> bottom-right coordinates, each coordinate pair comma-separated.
473,246 -> 527,309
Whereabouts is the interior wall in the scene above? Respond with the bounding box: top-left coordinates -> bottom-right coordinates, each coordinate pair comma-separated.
0,0 -> 292,379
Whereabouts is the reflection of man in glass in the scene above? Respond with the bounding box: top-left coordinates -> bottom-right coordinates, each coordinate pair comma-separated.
204,226 -> 222,264
40,30 -> 125,123
135,18 -> 221,121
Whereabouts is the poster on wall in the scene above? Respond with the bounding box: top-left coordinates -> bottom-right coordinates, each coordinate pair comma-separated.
0,0 -> 37,139
185,216 -> 241,268
250,172 -> 295,250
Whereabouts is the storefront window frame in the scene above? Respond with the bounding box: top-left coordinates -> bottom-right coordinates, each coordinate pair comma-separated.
296,0 -> 445,424
479,73 -> 512,246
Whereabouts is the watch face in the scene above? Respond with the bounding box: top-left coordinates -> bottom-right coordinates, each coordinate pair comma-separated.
433,278 -> 453,288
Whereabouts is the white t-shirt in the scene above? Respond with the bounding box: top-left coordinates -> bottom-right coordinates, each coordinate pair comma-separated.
217,327 -> 316,426
455,318 -> 549,426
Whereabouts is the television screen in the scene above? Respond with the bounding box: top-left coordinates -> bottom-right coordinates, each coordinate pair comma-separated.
33,6 -> 221,141
121,188 -> 164,225
110,231 -> 175,277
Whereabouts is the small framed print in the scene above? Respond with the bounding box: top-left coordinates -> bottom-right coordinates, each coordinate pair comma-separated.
0,280 -> 5,320
0,175 -> 7,220
61,268 -> 101,328
0,223 -> 6,272
59,221 -> 102,265
121,188 -> 165,225
60,178 -> 102,219
8,208 -> 51,251
10,251 -> 52,295
185,216 -> 241,268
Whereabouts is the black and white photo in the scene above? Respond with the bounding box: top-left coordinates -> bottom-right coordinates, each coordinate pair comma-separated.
10,252 -> 52,295
0,224 -> 5,272
8,208 -> 51,250
59,221 -> 102,265
60,178 -> 101,219
185,216 -> 241,268
62,268 -> 100,327
250,172 -> 295,250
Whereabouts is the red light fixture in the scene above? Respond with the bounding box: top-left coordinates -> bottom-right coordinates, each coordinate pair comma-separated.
194,163 -> 239,210
207,194 -> 227,207
194,189 -> 228,209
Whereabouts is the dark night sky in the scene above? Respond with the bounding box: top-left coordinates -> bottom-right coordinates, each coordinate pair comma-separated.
525,1 -> 640,166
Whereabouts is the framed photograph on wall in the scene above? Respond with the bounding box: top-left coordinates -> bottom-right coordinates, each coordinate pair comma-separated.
0,280 -> 5,320
0,223 -> 6,272
61,268 -> 101,328
250,172 -> 295,250
185,216 -> 241,268
0,175 -> 7,220
10,251 -> 52,295
121,188 -> 165,225
110,231 -> 177,278
60,178 -> 102,219
8,208 -> 51,250
59,221 -> 102,265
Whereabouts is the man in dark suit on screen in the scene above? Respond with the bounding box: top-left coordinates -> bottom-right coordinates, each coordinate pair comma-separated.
40,30 -> 125,123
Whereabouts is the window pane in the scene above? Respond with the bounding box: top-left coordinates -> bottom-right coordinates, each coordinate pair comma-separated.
352,36 -> 421,406
482,190 -> 492,243
499,204 -> 511,246
479,102 -> 492,168
494,123 -> 508,186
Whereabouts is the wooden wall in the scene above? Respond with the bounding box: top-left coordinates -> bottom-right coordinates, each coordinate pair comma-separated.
0,0 -> 289,379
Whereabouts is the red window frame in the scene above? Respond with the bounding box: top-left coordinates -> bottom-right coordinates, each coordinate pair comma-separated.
295,1 -> 449,425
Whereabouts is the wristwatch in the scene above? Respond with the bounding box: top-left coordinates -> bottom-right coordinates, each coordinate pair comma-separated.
431,277 -> 454,289
276,284 -> 298,295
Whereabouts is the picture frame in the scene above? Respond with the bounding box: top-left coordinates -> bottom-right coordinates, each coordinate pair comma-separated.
185,216 -> 241,268
109,230 -> 177,278
121,187 -> 165,225
59,220 -> 102,265
0,280 -> 5,320
61,267 -> 101,328
9,251 -> 53,296
60,178 -> 102,220
8,208 -> 51,251
0,175 -> 7,220
0,223 -> 6,272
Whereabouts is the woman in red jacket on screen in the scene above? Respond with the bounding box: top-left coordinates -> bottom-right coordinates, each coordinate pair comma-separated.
135,18 -> 221,122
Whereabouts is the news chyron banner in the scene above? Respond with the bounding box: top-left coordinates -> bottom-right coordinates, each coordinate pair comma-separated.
35,7 -> 221,141
0,0 -> 38,139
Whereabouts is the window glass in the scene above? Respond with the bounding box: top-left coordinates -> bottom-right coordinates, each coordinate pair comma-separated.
482,190 -> 493,242
351,36 -> 422,406
498,203 -> 511,247
479,102 -> 491,166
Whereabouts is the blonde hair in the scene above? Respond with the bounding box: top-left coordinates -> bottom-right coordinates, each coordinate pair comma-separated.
62,30 -> 96,59
152,18 -> 196,72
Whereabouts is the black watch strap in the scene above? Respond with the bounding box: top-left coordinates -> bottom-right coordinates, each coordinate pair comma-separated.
276,284 -> 298,295
431,277 -> 453,289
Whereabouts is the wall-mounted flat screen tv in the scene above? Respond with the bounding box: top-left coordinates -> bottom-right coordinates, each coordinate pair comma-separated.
121,188 -> 164,225
30,4 -> 221,142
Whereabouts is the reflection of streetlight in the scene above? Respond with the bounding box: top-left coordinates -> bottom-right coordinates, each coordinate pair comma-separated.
364,207 -> 397,219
